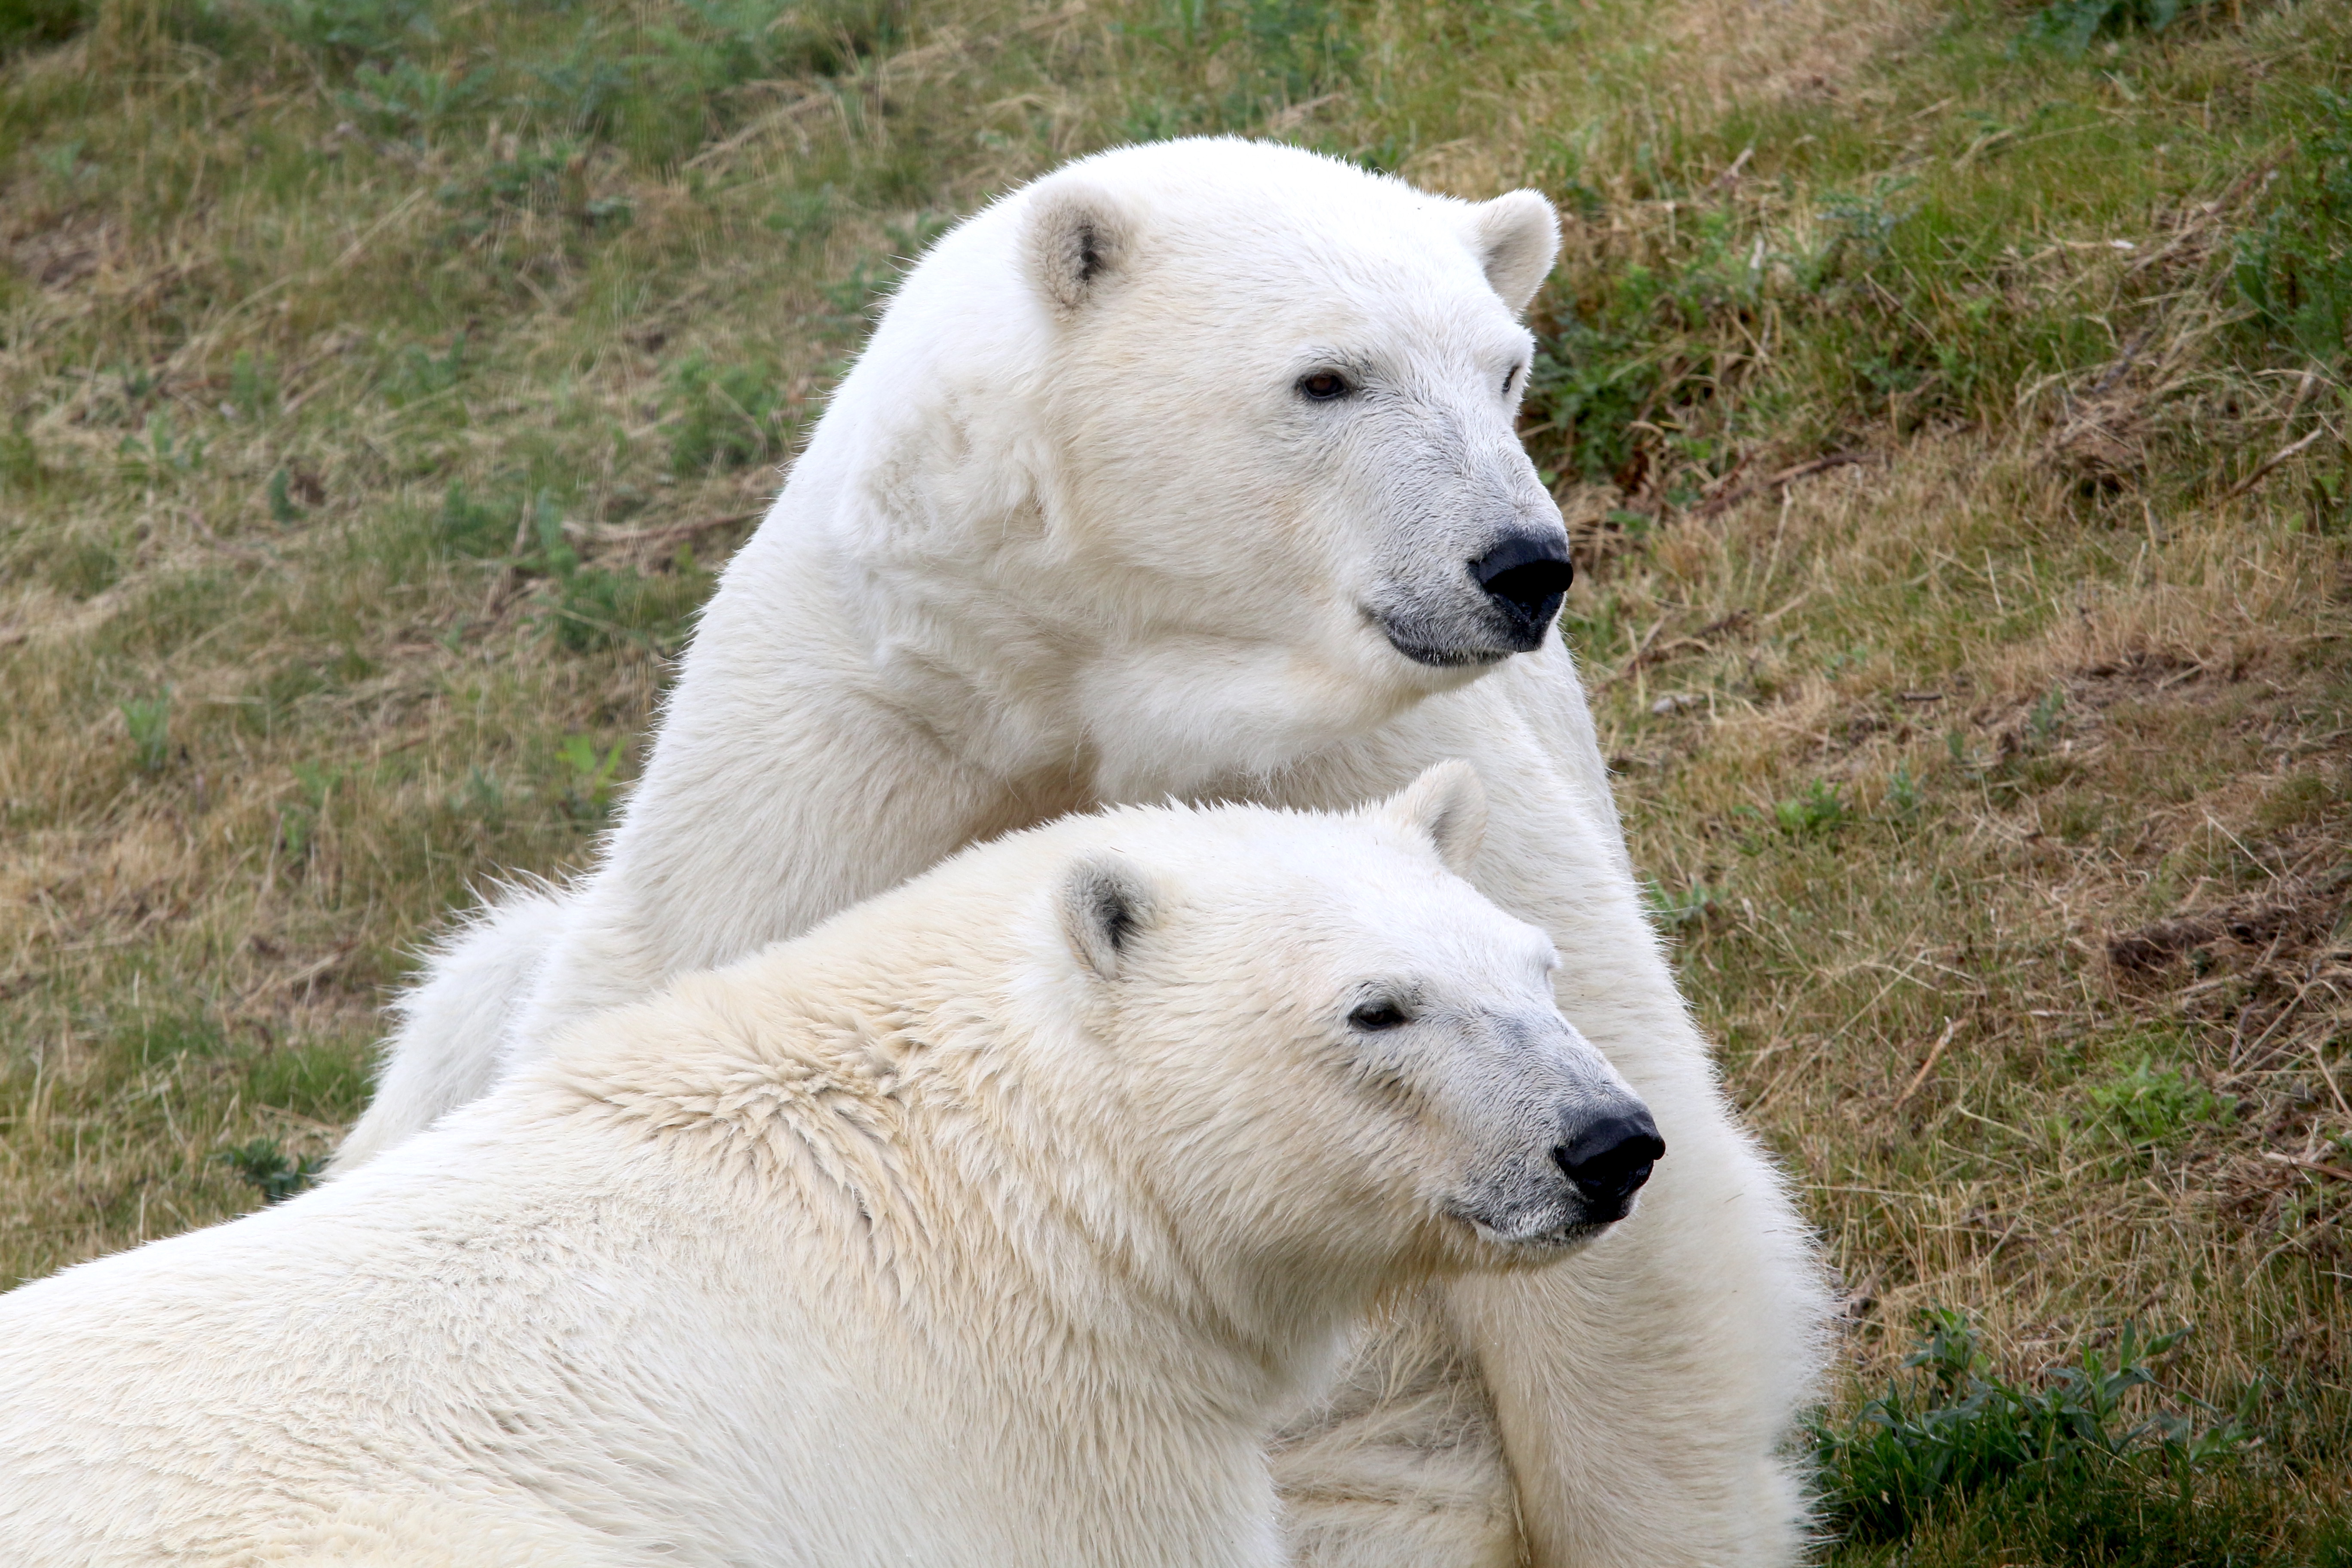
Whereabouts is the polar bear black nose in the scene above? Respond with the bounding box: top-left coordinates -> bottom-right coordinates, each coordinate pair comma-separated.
1553,1109 -> 1664,1217
1470,532 -> 1574,644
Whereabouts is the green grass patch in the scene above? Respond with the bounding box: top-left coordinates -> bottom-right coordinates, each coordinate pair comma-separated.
244,1038 -> 371,1123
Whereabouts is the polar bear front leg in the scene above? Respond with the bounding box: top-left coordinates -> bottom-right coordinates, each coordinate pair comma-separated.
1270,1288 -> 1522,1568
1275,1079 -> 1821,1568
1436,684 -> 1830,1568
1445,1104 -> 1825,1568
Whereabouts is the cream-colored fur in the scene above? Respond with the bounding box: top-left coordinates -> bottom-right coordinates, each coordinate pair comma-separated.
340,138 -> 1831,1567
0,780 -> 1656,1568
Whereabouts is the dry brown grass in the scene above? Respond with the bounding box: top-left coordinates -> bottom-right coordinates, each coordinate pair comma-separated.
1594,435 -> 2350,1404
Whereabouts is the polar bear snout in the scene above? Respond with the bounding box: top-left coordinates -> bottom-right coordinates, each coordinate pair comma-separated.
1470,530 -> 1575,649
1444,1026 -> 1660,1253
1374,520 -> 1574,670
1552,1106 -> 1664,1223
1451,1082 -> 1659,1253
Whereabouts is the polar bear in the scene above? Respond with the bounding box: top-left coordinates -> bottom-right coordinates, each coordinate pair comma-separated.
339,138 -> 1828,1567
0,775 -> 1669,1568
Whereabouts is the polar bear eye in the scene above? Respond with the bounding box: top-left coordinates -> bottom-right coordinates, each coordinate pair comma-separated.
1297,371 -> 1352,402
1348,1000 -> 1411,1032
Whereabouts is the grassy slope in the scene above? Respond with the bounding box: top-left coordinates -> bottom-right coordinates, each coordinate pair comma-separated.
3,0 -> 2348,1559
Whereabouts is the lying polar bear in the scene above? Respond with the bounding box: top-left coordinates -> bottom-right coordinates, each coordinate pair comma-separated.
0,772 -> 1666,1568
340,138 -> 1828,1566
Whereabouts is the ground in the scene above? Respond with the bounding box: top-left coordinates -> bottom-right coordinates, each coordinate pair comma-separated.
1,0 -> 2348,1561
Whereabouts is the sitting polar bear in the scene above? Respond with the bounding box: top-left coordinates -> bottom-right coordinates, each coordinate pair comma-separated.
340,138 -> 1828,1566
0,773 -> 1669,1568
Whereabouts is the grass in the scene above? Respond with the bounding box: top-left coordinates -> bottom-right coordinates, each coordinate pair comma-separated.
2,0 -> 2349,1559
1811,1309 -> 2329,1567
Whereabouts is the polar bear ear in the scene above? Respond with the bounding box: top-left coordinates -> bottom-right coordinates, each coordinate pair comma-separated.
1023,181 -> 1133,317
1058,853 -> 1160,981
1380,760 -> 1488,875
1467,190 -> 1560,316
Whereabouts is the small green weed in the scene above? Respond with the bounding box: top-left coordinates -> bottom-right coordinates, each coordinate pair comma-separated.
268,467 -> 304,524
211,1138 -> 325,1204
113,364 -> 158,407
1776,779 -> 1851,838
1645,879 -> 1720,933
119,691 -> 169,772
337,58 -> 490,139
2236,89 -> 2352,368
2024,0 -> 2212,57
519,496 -> 707,652
434,479 -> 520,558
228,350 -> 276,419
1527,306 -> 1673,487
258,0 -> 433,67
665,352 -> 792,475
2027,686 -> 2067,748
555,733 -> 625,822
276,760 -> 346,861
384,334 -> 468,406
1816,1310 -> 2249,1547
116,412 -> 203,482
1887,763 -> 1923,821
2085,1056 -> 2236,1146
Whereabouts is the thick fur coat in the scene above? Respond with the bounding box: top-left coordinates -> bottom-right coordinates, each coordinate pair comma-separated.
339,138 -> 1831,1567
0,780 -> 1657,1568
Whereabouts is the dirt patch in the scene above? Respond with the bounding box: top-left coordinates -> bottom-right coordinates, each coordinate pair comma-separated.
2107,869 -> 2352,978
2076,649 -> 2213,698
1657,0 -> 1926,112
2046,393 -> 2147,490
10,216 -> 112,290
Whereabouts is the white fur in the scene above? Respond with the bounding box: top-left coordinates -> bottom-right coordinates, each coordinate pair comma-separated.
341,138 -> 1831,1567
0,787 -> 1652,1567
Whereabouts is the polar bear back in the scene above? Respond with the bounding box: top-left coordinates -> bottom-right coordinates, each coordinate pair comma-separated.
0,1038 -> 1279,1568
0,1130 -> 818,1564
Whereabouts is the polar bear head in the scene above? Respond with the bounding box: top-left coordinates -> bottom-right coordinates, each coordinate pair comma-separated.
831,139 -> 1571,796
1040,762 -> 1659,1276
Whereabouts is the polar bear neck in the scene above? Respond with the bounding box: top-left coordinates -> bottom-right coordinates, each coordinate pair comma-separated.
539,381 -> 1448,1030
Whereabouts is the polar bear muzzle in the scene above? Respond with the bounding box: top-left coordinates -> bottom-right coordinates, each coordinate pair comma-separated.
1375,518 -> 1576,669
1453,1075 -> 1663,1252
